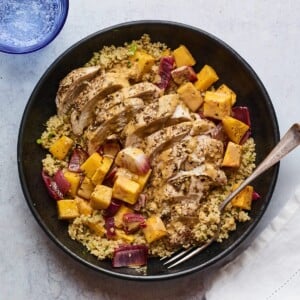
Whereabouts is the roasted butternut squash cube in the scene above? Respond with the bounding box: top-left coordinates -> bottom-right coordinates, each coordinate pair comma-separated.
130,51 -> 155,77
115,167 -> 139,181
231,185 -> 254,210
80,152 -> 103,179
203,91 -> 232,120
91,157 -> 113,185
114,205 -> 133,228
114,229 -> 135,243
217,84 -> 237,105
57,199 -> 79,220
194,65 -> 219,91
75,197 -> 93,216
63,171 -> 81,196
143,215 -> 167,243
136,169 -> 152,192
112,176 -> 140,205
90,185 -> 112,210
114,168 -> 151,193
49,136 -> 73,160
77,176 -> 94,200
173,45 -> 196,67
222,141 -> 242,168
85,221 -> 105,237
177,82 -> 204,112
222,116 -> 250,144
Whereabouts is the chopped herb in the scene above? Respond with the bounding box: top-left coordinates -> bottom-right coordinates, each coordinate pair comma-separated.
128,43 -> 137,56
47,133 -> 55,140
36,138 -> 42,144
127,61 -> 132,68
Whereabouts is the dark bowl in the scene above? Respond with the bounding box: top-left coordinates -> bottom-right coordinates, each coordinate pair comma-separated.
17,21 -> 279,280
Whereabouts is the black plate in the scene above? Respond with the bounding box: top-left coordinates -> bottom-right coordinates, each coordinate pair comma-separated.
17,21 -> 279,280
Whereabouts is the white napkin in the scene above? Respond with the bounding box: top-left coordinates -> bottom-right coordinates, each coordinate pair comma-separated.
206,186 -> 300,300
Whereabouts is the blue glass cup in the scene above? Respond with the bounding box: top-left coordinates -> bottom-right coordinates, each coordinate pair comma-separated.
0,0 -> 69,54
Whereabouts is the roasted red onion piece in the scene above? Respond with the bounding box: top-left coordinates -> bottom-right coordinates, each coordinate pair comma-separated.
103,199 -> 122,217
102,166 -> 118,187
239,130 -> 251,144
112,245 -> 148,267
41,170 -> 64,200
115,147 -> 150,175
132,194 -> 147,211
157,56 -> 175,89
232,106 -> 251,126
232,106 -> 252,144
105,217 -> 116,239
102,141 -> 121,158
68,146 -> 88,172
53,169 -> 71,195
252,191 -> 261,200
123,213 -> 146,233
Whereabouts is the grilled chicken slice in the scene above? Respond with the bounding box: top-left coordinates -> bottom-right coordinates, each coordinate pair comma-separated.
87,98 -> 144,154
124,94 -> 192,146
152,131 -> 225,182
186,135 -> 224,166
168,164 -> 227,187
146,164 -> 225,210
121,82 -> 162,100
94,82 -> 163,125
70,72 -> 130,135
190,118 -> 216,136
56,66 -> 101,116
131,121 -> 192,160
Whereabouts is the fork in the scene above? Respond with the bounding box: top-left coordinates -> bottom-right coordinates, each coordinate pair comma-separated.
163,123 -> 300,269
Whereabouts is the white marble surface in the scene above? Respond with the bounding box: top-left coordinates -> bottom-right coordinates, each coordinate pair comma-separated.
0,1 -> 300,299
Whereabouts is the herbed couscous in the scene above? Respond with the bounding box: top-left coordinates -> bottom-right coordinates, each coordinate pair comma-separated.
39,34 -> 256,268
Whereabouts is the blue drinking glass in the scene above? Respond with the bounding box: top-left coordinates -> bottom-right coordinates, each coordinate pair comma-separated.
0,0 -> 69,54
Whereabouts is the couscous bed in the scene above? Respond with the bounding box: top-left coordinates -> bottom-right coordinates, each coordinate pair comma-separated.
38,34 -> 256,267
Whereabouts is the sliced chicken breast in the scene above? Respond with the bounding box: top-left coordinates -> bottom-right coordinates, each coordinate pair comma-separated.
87,98 -> 144,154
121,82 -> 162,100
56,66 -> 101,116
94,82 -> 163,125
130,121 -> 192,160
70,72 -> 129,135
125,95 -> 192,147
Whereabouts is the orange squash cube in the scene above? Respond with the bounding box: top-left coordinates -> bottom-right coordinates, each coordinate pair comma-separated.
222,141 -> 242,168
231,185 -> 254,210
112,176 -> 140,205
143,215 -> 167,243
173,45 -> 196,67
194,65 -> 219,91
49,136 -> 73,160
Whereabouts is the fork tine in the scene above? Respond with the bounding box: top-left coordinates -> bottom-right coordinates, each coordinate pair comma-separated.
166,248 -> 202,269
163,247 -> 195,265
160,248 -> 184,261
166,239 -> 214,269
